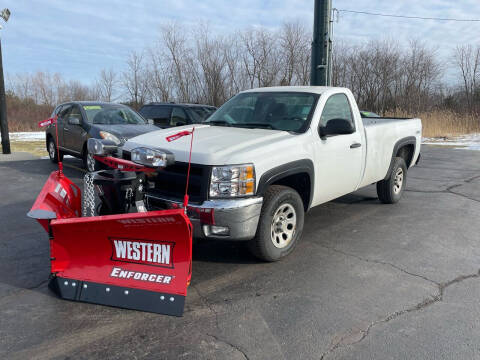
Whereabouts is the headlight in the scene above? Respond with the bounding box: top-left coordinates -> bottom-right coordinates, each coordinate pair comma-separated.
87,138 -> 118,156
210,164 -> 255,198
131,147 -> 174,168
99,131 -> 121,145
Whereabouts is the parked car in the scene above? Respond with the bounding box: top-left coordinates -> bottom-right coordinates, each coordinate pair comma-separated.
139,103 -> 216,128
120,86 -> 422,261
46,101 -> 158,172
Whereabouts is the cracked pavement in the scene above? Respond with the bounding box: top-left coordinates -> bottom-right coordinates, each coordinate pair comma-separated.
0,145 -> 479,359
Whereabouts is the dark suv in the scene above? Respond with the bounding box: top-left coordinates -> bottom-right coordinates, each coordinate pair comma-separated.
46,101 -> 158,171
139,103 -> 216,128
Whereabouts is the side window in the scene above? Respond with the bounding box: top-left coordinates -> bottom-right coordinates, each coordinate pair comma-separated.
58,105 -> 72,120
171,107 -> 187,126
51,105 -> 63,117
319,94 -> 354,129
69,105 -> 83,123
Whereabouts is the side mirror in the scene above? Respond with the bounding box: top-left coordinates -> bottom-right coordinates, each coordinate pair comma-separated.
67,116 -> 81,125
147,118 -> 154,125
319,119 -> 354,139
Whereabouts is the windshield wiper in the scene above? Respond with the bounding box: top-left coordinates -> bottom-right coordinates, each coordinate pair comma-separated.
205,120 -> 231,127
236,123 -> 274,130
206,121 -> 275,130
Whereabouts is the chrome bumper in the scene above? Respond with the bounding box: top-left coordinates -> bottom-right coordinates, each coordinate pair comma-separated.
146,195 -> 263,241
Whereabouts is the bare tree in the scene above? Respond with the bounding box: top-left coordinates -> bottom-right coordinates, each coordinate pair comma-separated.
96,68 -> 117,102
160,23 -> 197,102
31,72 -> 58,106
240,28 -> 282,88
223,34 -> 248,97
279,21 -> 311,85
122,51 -> 149,108
332,39 -> 441,114
10,73 -> 32,100
454,44 -> 480,111
147,45 -> 174,103
195,26 -> 228,106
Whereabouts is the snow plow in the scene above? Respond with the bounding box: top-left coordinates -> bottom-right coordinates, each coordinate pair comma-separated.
28,120 -> 194,316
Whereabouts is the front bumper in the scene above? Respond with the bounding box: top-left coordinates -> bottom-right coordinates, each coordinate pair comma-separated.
146,195 -> 263,241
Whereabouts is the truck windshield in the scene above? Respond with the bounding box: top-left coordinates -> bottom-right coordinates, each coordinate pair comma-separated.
205,92 -> 318,133
185,106 -> 216,123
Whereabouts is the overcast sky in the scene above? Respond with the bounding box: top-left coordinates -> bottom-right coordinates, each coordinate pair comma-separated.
1,0 -> 479,83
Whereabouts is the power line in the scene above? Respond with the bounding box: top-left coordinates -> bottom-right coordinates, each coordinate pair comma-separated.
337,9 -> 480,22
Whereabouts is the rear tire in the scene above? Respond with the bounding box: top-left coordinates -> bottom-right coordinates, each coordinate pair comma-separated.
47,138 -> 63,163
248,185 -> 304,262
377,157 -> 407,204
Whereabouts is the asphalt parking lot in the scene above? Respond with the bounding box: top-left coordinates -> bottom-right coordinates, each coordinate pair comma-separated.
0,146 -> 479,360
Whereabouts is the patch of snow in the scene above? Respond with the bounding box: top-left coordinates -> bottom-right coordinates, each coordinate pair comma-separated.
40,155 -> 76,160
9,132 -> 45,142
455,145 -> 480,151
423,133 -> 480,151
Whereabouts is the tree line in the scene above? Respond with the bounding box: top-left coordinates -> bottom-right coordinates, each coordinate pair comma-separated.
5,21 -> 480,131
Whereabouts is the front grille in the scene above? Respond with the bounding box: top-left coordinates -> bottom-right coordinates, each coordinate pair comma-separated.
123,151 -> 210,203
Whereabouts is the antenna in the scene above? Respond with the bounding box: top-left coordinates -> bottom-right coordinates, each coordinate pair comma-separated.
165,127 -> 196,211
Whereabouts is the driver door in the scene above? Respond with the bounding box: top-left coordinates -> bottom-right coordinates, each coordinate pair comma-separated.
312,93 -> 364,205
63,105 -> 86,154
56,104 -> 71,150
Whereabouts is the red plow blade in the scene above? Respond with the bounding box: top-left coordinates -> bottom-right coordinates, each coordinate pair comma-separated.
28,171 -> 192,316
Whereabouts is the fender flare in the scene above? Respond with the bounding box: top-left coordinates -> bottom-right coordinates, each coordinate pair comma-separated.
384,136 -> 417,180
257,159 -> 315,210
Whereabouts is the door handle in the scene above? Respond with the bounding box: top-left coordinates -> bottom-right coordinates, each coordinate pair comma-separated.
350,143 -> 361,149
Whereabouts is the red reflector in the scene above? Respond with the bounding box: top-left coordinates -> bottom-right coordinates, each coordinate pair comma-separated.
188,207 -> 215,225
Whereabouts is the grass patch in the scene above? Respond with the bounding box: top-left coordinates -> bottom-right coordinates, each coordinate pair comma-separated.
385,110 -> 480,138
11,140 -> 47,157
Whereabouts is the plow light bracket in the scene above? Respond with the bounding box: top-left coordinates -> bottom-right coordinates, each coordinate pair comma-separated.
131,147 -> 175,168
87,138 -> 118,156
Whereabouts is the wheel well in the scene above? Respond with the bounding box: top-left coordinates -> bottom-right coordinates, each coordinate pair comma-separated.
271,173 -> 311,211
396,144 -> 414,167
82,142 -> 88,156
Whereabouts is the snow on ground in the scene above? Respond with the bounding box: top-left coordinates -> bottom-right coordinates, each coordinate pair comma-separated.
9,132 -> 45,142
39,155 -> 75,159
423,133 -> 480,151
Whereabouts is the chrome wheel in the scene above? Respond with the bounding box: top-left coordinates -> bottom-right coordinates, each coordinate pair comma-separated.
271,203 -> 297,249
86,153 -> 96,172
48,140 -> 56,160
393,167 -> 404,194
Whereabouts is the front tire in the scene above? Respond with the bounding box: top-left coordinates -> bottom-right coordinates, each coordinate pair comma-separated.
248,185 -> 304,262
377,157 -> 407,204
47,138 -> 63,163
83,151 -> 99,172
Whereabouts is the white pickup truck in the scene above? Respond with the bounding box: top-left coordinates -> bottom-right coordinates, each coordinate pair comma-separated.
121,86 -> 422,261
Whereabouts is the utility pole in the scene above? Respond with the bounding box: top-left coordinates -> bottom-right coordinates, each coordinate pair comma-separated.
310,0 -> 333,86
0,8 -> 11,154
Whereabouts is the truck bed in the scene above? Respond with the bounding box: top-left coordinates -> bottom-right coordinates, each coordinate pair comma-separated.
359,117 -> 422,188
